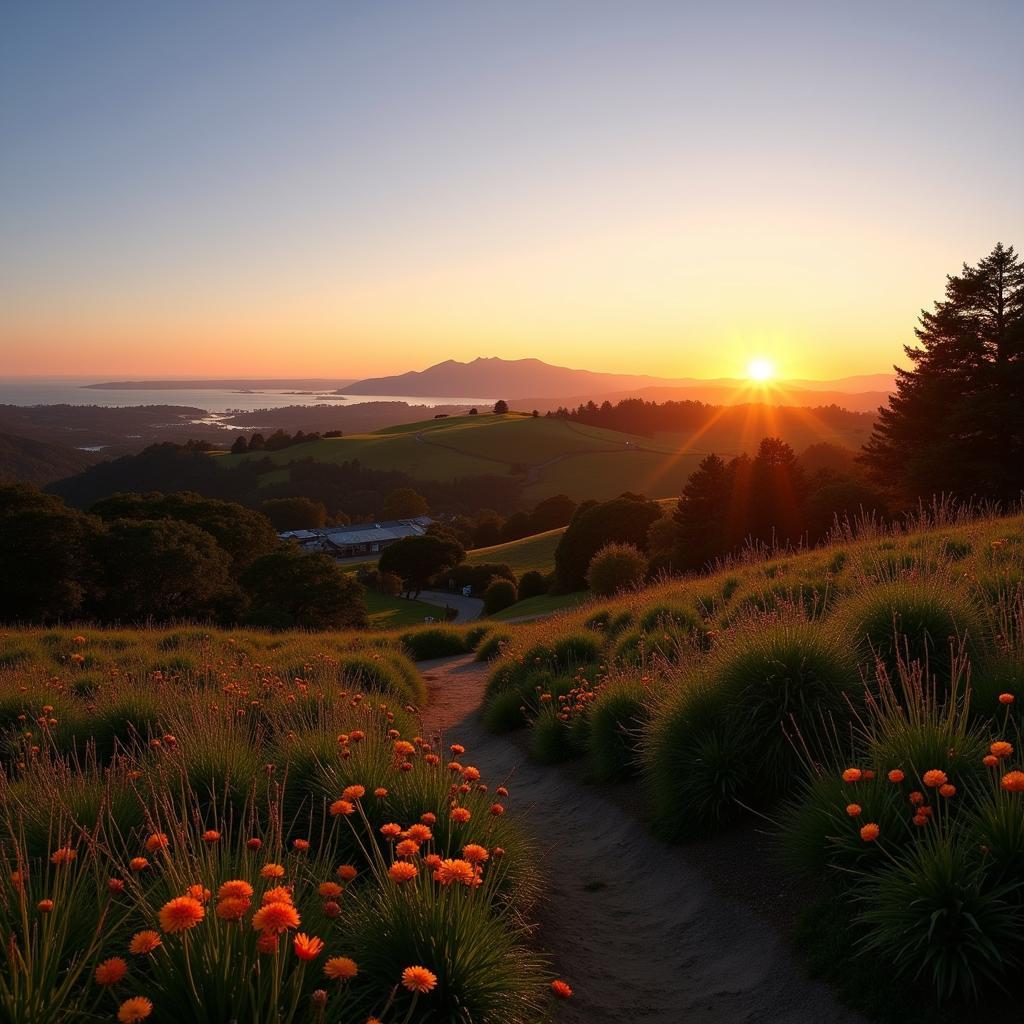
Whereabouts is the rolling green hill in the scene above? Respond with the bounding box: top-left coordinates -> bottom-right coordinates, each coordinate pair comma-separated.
218,412 -> 766,502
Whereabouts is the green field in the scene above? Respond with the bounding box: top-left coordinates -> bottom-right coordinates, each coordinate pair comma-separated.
466,527 -> 565,574
363,589 -> 441,627
218,412 -> 759,502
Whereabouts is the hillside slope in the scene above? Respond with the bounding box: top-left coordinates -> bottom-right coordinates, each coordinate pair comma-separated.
0,431 -> 100,486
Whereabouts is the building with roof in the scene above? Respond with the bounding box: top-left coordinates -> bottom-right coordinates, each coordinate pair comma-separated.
279,516 -> 432,559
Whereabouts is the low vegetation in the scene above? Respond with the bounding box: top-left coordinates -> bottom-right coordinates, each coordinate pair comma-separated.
0,628 -> 568,1023
480,504 -> 1024,1018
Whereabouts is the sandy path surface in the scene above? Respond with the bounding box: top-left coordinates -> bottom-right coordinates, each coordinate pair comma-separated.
418,655 -> 866,1024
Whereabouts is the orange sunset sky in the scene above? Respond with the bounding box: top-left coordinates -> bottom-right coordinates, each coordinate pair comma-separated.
2,2 -> 1022,381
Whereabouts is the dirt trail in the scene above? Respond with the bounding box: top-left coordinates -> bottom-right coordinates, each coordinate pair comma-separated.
418,655 -> 865,1024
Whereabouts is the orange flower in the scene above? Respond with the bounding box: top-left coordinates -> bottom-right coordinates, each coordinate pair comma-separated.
202,830 -> 221,843
912,813 -> 929,827
261,885 -> 294,905
551,979 -> 573,999
489,803 -> 505,816
252,901 -> 300,934
128,931 -> 161,955
433,859 -> 475,886
318,882 -> 343,899
1001,771 -> 1024,793
841,768 -> 862,783
450,743 -> 465,755
922,769 -> 947,788
406,824 -> 432,843
939,783 -> 956,798
117,997 -> 153,1023
50,846 -> 76,866
859,823 -> 880,842
342,785 -> 365,800
402,965 -> 437,993
247,838 -> 262,850
37,899 -> 54,913
95,957 -> 128,985
260,863 -> 285,879
462,844 -> 489,863
887,769 -> 905,783
322,900 -> 341,919
394,740 -> 415,756
373,787 -> 388,798
159,896 -> 205,933
380,823 -> 402,838
256,932 -> 278,955
420,812 -> 437,825
215,897 -> 250,922
185,884 -> 211,904
145,833 -> 169,853
999,693 -> 1015,705
292,839 -> 310,852
129,857 -> 149,872
336,865 -> 358,882
908,790 -> 924,806
984,754 -> 999,767
450,807 -> 471,824
461,766 -> 481,781
990,741 -> 1014,759
109,878 -> 125,893
389,862 -> 418,883
293,933 -> 324,961
324,956 -> 358,980
217,880 -> 254,901
845,804 -> 862,818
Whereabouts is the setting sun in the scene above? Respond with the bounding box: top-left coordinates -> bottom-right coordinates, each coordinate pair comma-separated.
746,358 -> 775,382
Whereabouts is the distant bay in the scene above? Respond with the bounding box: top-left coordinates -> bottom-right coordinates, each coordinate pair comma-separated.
0,379 -> 497,414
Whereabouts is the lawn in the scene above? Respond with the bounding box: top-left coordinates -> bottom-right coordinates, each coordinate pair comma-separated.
490,590 -> 589,620
466,527 -> 565,575
363,588 -> 441,627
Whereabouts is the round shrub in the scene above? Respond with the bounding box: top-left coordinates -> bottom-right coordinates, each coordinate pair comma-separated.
399,626 -> 469,661
584,608 -> 611,632
462,624 -> 490,649
836,580 -> 986,685
586,542 -> 646,597
517,570 -> 548,600
482,689 -> 528,733
337,654 -> 426,706
551,631 -> 602,671
474,631 -> 512,662
483,579 -> 518,615
638,602 -> 702,635
587,679 -> 651,782
529,707 -> 573,764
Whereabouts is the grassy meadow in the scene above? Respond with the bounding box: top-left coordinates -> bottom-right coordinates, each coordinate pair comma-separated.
216,413 -> 787,502
0,625 -> 569,1023
474,505 -> 1024,1020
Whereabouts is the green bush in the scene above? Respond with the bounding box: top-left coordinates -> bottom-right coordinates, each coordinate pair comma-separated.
528,707 -> 574,764
482,689 -> 528,733
400,625 -> 469,661
483,579 -> 518,615
587,679 -> 650,782
517,570 -> 548,600
586,542 -> 647,597
638,602 -> 702,635
474,630 -> 512,662
837,580 -> 986,686
337,653 -> 425,706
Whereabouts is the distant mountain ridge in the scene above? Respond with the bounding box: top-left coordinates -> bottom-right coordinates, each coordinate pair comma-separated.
348,356 -> 895,405
0,432 -> 101,486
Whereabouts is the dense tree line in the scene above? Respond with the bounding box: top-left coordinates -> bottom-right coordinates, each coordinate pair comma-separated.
0,486 -> 366,629
549,396 -> 872,438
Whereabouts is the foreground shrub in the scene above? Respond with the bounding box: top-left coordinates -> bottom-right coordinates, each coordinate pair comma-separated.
837,580 -> 986,687
483,579 -> 518,615
400,625 -> 469,661
474,630 -> 512,662
517,570 -> 548,600
587,679 -> 650,782
586,543 -> 646,597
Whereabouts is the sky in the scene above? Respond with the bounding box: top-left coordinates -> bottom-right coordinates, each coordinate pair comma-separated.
2,1 -> 1022,381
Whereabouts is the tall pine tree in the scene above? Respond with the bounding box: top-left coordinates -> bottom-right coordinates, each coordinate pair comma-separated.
672,453 -> 730,570
863,243 -> 1024,501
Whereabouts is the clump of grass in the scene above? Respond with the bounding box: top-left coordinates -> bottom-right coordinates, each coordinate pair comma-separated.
475,630 -> 513,662
586,678 -> 650,782
399,625 -> 470,661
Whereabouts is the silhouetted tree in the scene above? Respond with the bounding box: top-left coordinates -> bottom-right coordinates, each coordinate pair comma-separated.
241,547 -> 367,629
493,400 -> 509,415
230,435 -> 249,454
378,534 -> 465,598
381,487 -> 429,519
863,243 -> 1024,501
528,494 -> 576,532
748,437 -> 806,545
261,496 -> 327,531
672,454 -> 730,571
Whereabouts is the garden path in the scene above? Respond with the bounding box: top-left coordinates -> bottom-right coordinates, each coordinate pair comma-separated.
417,654 -> 866,1024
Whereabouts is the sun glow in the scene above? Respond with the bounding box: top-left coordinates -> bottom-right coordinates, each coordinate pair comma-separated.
746,357 -> 775,382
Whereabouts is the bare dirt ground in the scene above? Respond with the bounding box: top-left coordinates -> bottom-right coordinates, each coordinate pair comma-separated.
418,654 -> 866,1024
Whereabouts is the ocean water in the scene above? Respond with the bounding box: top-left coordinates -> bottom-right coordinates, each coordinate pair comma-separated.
0,379 -> 496,413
